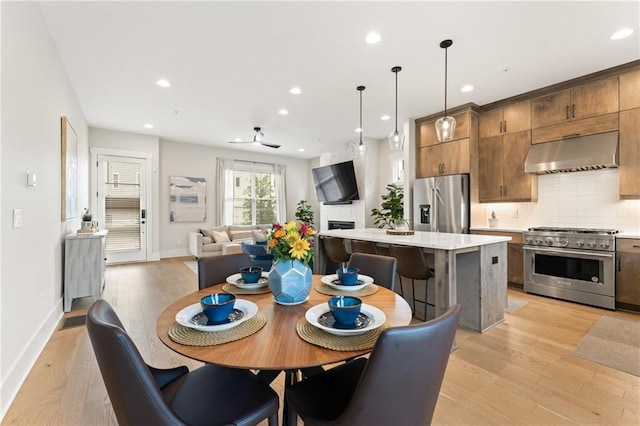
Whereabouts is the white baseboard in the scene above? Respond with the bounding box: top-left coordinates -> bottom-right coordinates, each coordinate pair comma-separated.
160,247 -> 191,258
0,299 -> 62,422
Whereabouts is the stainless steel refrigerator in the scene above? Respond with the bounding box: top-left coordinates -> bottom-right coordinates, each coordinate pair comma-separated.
413,174 -> 470,233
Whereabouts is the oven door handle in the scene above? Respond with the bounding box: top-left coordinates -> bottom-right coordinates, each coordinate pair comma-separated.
523,245 -> 614,259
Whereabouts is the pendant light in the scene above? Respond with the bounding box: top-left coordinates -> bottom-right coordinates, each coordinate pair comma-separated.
355,85 -> 366,158
388,66 -> 404,152
435,39 -> 456,142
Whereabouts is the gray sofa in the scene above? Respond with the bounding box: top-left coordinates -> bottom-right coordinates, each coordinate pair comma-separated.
189,225 -> 264,258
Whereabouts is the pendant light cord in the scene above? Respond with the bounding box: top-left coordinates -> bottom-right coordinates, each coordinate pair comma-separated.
357,85 -> 365,144
444,46 -> 448,118
394,70 -> 398,132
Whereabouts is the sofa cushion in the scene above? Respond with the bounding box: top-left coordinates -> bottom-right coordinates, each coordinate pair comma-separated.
200,226 -> 227,239
202,236 -> 213,244
202,242 -> 225,252
228,225 -> 257,241
252,230 -> 267,243
212,230 -> 231,243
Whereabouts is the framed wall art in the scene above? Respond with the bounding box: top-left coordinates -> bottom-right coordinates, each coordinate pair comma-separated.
169,176 -> 206,222
61,116 -> 78,221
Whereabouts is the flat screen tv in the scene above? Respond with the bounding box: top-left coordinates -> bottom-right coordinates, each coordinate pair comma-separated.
311,160 -> 360,204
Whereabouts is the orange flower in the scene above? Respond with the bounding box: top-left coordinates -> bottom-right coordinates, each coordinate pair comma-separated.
268,238 -> 278,248
274,229 -> 286,238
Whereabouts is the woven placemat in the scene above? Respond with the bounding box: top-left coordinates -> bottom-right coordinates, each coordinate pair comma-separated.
168,313 -> 266,346
296,318 -> 386,351
222,283 -> 271,295
315,283 -> 379,297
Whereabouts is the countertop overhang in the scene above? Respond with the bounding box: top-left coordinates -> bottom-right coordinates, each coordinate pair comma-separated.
319,228 -> 511,250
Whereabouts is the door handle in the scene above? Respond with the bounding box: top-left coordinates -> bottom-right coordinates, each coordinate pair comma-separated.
499,121 -> 503,133
503,120 -> 507,133
572,104 -> 576,118
566,105 -> 570,119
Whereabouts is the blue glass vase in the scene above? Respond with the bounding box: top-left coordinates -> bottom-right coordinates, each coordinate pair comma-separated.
268,259 -> 312,305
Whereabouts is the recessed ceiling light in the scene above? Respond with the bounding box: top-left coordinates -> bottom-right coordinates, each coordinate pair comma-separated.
298,148 -> 305,152
461,84 -> 474,93
611,28 -> 634,40
156,79 -> 171,88
365,31 -> 381,44
144,123 -> 154,129
278,109 -> 289,115
289,87 -> 302,95
234,138 -> 242,142
356,127 -> 363,133
381,115 -> 391,121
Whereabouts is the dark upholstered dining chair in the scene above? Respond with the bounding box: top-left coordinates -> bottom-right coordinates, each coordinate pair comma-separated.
197,252 -> 252,290
285,304 -> 462,426
322,237 -> 350,270
87,299 -> 279,426
347,252 -> 397,292
350,239 -> 378,255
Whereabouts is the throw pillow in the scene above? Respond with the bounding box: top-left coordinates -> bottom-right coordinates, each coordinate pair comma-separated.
212,230 -> 230,243
252,230 -> 267,243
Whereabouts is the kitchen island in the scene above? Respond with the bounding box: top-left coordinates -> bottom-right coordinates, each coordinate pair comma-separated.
318,228 -> 511,333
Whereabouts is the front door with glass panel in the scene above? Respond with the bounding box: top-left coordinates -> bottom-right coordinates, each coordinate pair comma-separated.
97,155 -> 147,263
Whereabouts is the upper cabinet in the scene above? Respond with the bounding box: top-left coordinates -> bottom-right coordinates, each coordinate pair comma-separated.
417,111 -> 470,147
479,101 -> 531,139
415,106 -> 478,178
620,69 -> 640,111
619,108 -> 640,199
531,77 -> 619,144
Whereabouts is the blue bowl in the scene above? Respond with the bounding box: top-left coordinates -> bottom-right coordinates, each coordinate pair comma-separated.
336,267 -> 359,285
328,296 -> 362,325
200,293 -> 236,323
239,266 -> 263,284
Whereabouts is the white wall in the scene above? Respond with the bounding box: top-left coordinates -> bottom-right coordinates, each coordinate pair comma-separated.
481,169 -> 640,233
1,3 -> 89,418
159,139 -> 313,258
88,127 -> 161,261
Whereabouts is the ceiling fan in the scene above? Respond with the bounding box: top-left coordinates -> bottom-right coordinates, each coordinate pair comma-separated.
229,127 -> 281,149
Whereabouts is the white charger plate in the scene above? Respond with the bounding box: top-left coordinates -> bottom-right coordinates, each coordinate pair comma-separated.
305,303 -> 386,336
226,272 -> 269,289
321,274 -> 374,292
175,299 -> 258,332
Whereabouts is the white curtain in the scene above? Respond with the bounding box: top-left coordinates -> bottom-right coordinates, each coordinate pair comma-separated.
216,158 -> 234,225
274,164 -> 287,222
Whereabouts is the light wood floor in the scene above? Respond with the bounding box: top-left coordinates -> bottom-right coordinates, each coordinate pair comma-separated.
3,257 -> 639,425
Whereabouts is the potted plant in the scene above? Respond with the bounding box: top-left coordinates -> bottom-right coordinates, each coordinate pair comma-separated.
81,208 -> 93,230
371,183 -> 407,230
295,200 -> 314,226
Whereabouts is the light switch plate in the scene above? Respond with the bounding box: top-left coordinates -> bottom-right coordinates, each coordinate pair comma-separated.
13,209 -> 23,228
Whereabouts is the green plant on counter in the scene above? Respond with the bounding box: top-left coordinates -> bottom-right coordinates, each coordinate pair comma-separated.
295,200 -> 314,226
371,183 -> 406,229
82,208 -> 93,221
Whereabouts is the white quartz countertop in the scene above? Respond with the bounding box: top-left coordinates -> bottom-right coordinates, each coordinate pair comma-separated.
319,228 -> 511,250
617,232 -> 640,239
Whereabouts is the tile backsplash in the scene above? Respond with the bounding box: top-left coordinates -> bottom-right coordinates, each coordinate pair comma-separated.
481,169 -> 640,233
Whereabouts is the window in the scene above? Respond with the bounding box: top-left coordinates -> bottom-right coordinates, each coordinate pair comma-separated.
390,152 -> 405,184
232,169 -> 277,225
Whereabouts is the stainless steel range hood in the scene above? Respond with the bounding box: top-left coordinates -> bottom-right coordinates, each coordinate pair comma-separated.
524,131 -> 619,174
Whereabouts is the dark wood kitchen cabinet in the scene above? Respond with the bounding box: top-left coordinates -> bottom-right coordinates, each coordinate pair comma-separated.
531,77 -> 619,144
616,238 -> 640,312
478,130 -> 537,202
619,108 -> 640,199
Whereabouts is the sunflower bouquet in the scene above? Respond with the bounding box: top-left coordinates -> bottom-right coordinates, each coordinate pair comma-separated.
266,220 -> 315,267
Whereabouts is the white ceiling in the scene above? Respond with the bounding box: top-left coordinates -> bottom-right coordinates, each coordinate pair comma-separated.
39,1 -> 639,159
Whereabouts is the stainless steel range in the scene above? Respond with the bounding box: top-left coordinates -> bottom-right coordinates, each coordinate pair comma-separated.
523,227 -> 617,310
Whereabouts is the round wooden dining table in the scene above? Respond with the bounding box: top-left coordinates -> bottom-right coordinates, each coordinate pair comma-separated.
156,275 -> 412,371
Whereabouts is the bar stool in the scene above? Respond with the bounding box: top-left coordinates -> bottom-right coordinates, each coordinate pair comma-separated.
350,240 -> 378,255
323,237 -> 350,272
389,245 -> 434,321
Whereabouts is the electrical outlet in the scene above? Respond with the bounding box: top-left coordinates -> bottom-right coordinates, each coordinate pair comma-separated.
40,293 -> 45,305
177,239 -> 182,246
512,209 -> 518,218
